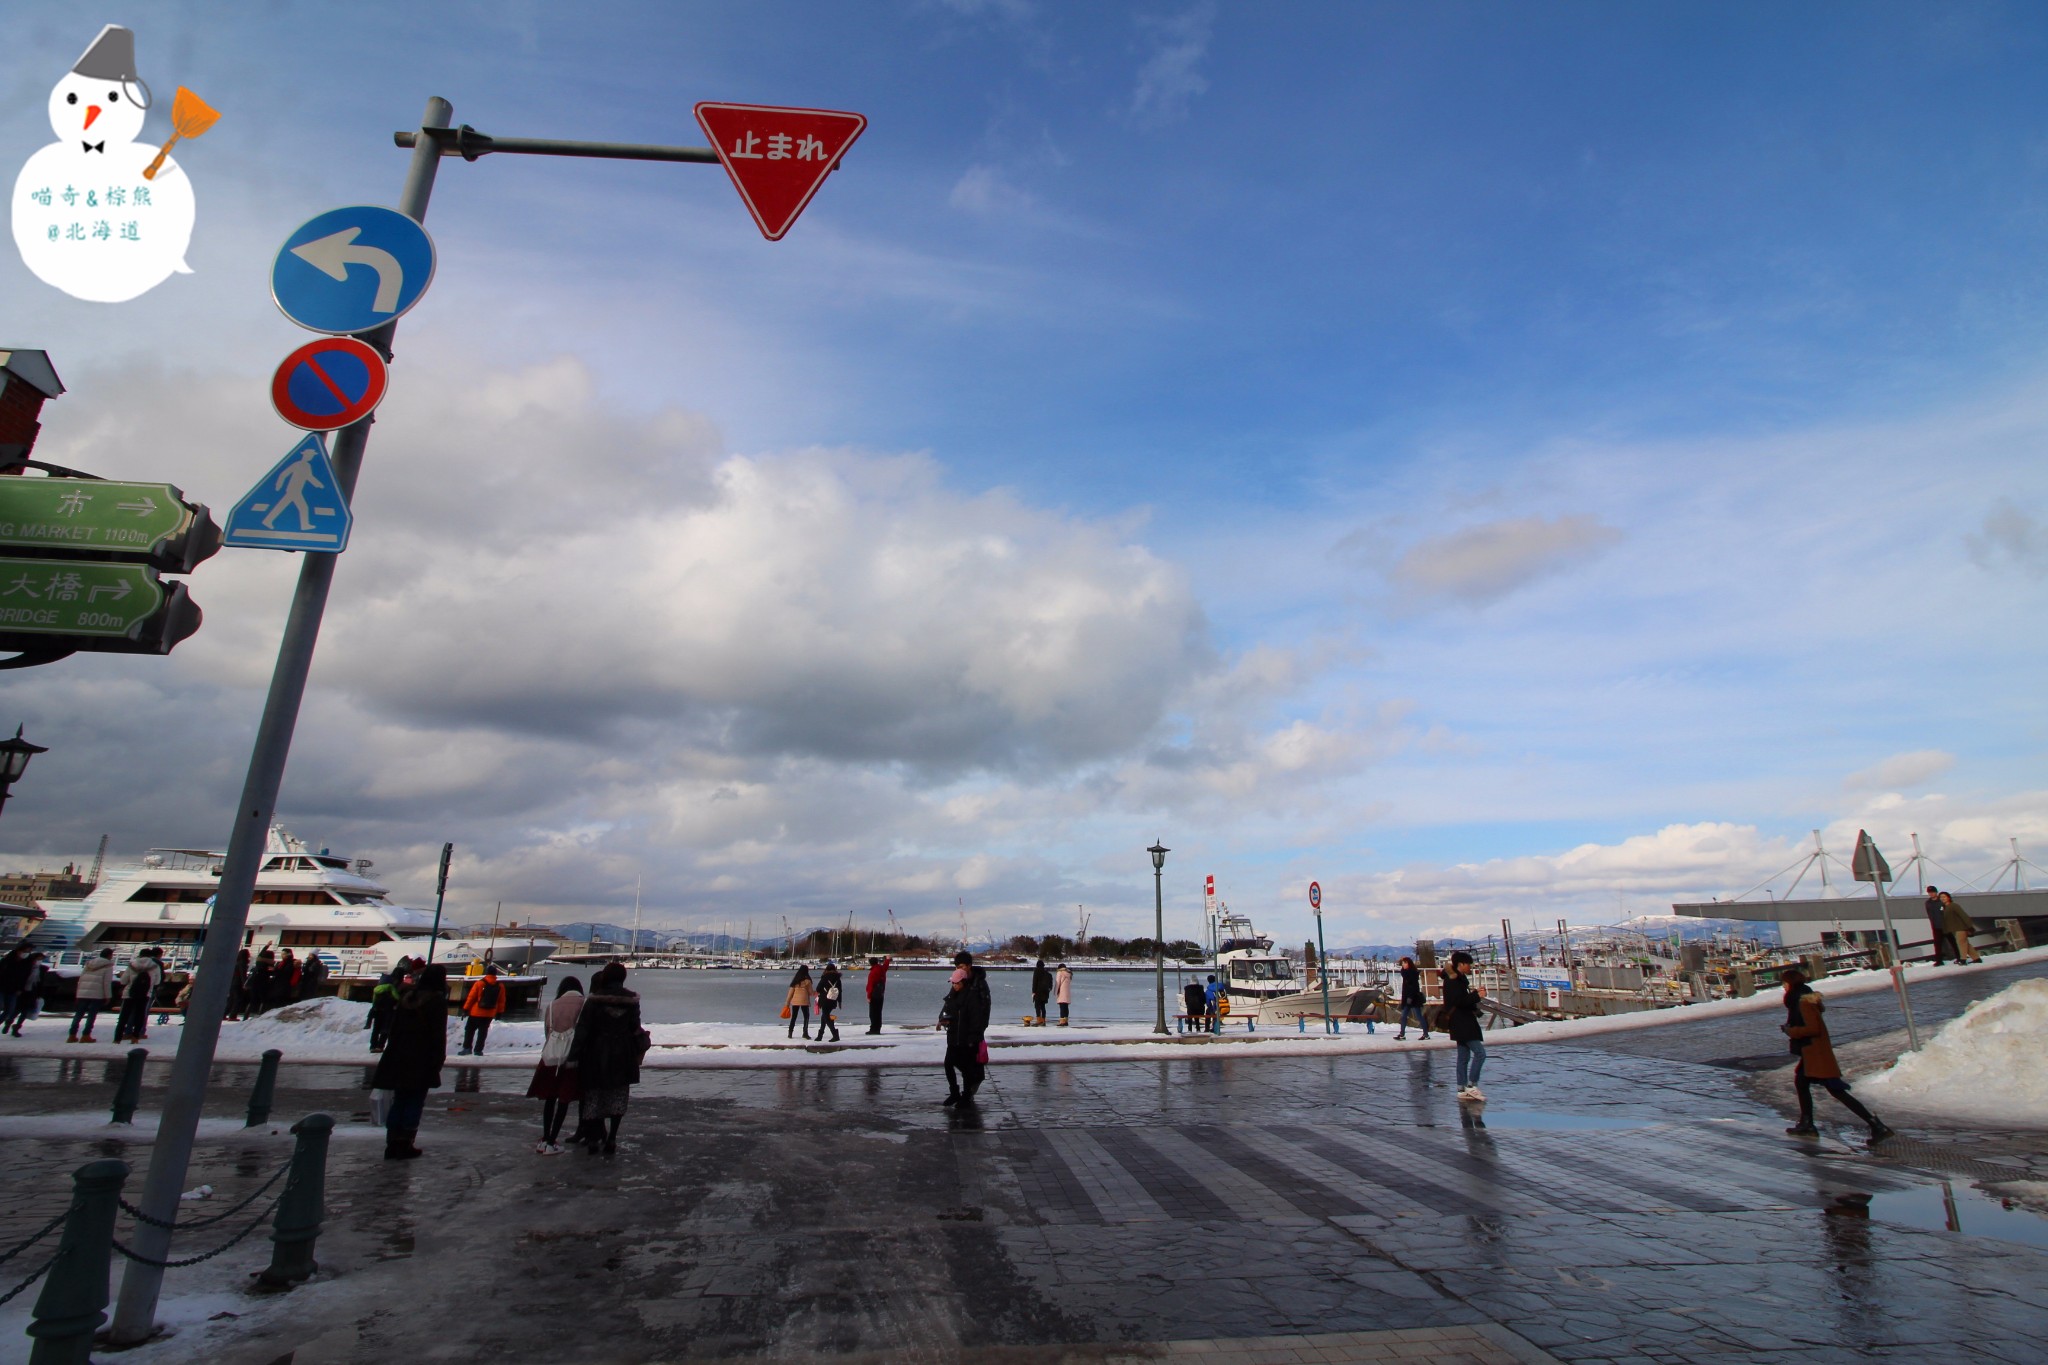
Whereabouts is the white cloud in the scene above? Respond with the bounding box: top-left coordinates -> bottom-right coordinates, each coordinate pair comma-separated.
949,164 -> 1040,219
1385,513 -> 1623,606
1845,750 -> 1955,793
1129,4 -> 1216,129
1313,795 -> 2048,944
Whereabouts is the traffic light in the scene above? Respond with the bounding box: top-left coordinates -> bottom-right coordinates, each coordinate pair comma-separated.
0,473 -> 220,664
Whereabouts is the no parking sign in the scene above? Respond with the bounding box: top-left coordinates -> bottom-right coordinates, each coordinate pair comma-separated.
270,336 -> 387,432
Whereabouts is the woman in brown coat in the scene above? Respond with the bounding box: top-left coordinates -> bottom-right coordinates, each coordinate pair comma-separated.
1779,967 -> 1893,1143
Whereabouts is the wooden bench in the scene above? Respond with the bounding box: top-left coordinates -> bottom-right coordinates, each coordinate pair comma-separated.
1174,1012 -> 1256,1034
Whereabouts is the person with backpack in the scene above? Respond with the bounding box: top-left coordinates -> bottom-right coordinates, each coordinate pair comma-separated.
1780,967 -> 1895,1144
372,963 -> 449,1159
459,968 -> 508,1055
1443,951 -> 1486,1101
816,962 -> 844,1042
68,948 -> 115,1043
367,966 -> 402,1052
1395,956 -> 1431,1040
567,962 -> 645,1154
1203,974 -> 1227,1034
526,975 -> 586,1154
937,951 -> 992,1106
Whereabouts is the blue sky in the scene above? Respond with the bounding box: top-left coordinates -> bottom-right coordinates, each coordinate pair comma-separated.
2,2 -> 2044,945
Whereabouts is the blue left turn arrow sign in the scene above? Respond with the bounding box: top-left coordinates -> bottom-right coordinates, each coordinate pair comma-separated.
272,205 -> 436,336
223,434 -> 354,553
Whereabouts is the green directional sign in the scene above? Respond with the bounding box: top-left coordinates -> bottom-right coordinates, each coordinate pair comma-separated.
0,556 -> 166,638
0,477 -> 202,565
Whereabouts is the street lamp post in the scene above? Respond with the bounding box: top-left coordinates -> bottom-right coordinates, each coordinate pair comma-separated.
1148,842 -> 1170,1035
0,725 -> 48,820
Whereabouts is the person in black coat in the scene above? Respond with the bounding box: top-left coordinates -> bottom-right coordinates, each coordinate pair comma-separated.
1442,951 -> 1486,1101
370,964 -> 449,1159
938,952 -> 992,1106
1395,956 -> 1431,1040
815,962 -> 844,1043
244,952 -> 276,1017
568,962 -> 644,1154
226,949 -> 251,1021
1030,959 -> 1053,1026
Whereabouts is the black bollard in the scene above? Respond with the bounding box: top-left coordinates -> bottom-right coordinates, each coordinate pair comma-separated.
257,1113 -> 332,1288
26,1158 -> 130,1365
246,1048 -> 283,1127
109,1048 -> 147,1125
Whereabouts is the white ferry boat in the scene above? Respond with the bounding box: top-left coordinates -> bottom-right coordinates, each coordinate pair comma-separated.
29,826 -> 547,993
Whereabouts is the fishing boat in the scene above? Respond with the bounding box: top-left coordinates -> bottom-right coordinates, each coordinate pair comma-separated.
1210,908 -> 1382,1025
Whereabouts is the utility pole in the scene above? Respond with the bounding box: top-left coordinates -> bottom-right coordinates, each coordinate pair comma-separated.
109,101 -> 453,1345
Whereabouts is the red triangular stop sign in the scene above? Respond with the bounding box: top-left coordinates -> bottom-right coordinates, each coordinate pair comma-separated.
694,102 -> 867,241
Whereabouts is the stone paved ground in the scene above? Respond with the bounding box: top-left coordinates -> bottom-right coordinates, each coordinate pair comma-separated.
2,960 -> 2045,1364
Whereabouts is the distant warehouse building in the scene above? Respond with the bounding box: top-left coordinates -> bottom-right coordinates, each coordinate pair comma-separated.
1673,887 -> 2048,955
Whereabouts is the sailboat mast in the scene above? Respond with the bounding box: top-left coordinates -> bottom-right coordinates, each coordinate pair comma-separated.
632,876 -> 642,958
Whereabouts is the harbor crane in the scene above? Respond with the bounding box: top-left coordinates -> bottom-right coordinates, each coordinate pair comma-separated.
87,833 -> 109,889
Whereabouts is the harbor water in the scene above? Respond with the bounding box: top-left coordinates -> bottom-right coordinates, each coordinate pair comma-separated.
532,962 -> 1224,1027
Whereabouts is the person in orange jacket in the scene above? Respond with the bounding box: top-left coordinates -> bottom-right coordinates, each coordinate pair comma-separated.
1780,967 -> 1894,1144
460,969 -> 509,1055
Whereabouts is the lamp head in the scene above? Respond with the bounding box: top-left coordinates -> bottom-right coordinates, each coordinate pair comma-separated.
0,726 -> 47,783
1147,841 -> 1169,872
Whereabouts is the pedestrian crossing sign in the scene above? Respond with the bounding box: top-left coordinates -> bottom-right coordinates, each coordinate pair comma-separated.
223,433 -> 353,553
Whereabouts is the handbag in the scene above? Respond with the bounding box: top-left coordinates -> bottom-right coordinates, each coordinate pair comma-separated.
976,1039 -> 990,1065
369,1089 -> 394,1126
541,1026 -> 573,1067
636,1027 -> 653,1058
779,1004 -> 791,1019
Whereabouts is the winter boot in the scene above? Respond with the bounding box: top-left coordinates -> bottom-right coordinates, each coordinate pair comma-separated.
1867,1120 -> 1896,1144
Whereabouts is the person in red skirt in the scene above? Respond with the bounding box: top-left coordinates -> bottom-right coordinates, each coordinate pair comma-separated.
527,975 -> 586,1154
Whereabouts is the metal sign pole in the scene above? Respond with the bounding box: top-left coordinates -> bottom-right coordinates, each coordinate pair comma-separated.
1870,849 -> 1921,1052
426,840 -> 453,963
1316,908 -> 1332,1033
107,96 -> 452,1346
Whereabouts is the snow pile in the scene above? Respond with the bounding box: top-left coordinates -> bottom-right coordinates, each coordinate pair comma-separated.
1860,978 -> 2048,1124
230,996 -> 376,1045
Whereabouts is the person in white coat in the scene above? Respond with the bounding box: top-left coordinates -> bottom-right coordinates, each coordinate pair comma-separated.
67,948 -> 115,1042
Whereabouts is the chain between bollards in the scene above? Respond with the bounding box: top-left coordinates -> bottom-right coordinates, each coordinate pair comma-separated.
108,1048 -> 146,1125
25,1159 -> 128,1365
246,1048 -> 283,1127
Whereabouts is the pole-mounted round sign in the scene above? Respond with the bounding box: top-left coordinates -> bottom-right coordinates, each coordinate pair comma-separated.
1308,881 -> 1321,911
270,336 -> 388,432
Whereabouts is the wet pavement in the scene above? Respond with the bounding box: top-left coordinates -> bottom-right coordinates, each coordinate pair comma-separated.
2,961 -> 2045,1364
